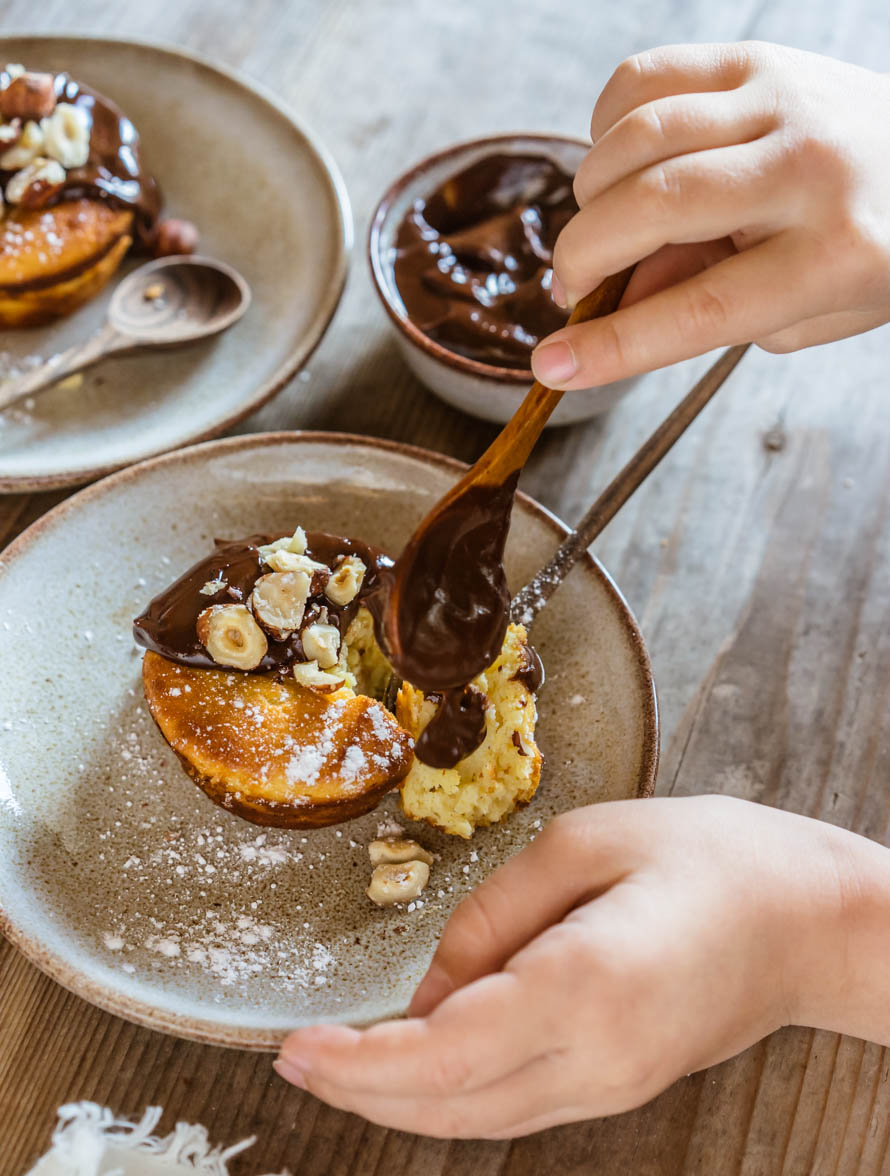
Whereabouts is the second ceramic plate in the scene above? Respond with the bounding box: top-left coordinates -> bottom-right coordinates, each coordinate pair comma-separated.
0,433 -> 657,1047
0,36 -> 351,491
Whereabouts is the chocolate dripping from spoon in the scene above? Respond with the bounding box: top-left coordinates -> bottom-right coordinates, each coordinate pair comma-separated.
369,267 -> 636,768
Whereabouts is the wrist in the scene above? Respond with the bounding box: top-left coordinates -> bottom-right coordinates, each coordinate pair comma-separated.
784,819 -> 890,1042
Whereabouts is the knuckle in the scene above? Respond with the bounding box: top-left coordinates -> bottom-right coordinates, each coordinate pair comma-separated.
633,102 -> 668,150
592,54 -> 646,141
540,810 -> 586,856
734,39 -> 768,73
426,1047 -> 477,1096
576,915 -> 662,999
544,923 -> 599,978
639,161 -> 684,218
682,279 -> 732,338
611,52 -> 647,94
784,130 -> 849,191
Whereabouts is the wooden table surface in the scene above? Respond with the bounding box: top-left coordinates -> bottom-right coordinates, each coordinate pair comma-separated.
2,0 -> 890,1172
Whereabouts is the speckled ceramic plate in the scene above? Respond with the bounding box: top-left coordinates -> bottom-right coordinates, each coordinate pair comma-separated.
0,433 -> 657,1049
0,36 -> 351,492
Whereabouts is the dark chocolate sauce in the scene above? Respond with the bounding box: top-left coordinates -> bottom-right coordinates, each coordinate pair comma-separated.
415,687 -> 488,769
135,497 -> 543,771
367,475 -> 519,768
512,640 -> 545,692
371,475 -> 518,694
0,68 -> 161,247
393,152 -> 575,369
133,532 -> 391,675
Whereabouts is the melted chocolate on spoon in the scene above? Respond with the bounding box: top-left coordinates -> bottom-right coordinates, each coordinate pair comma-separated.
367,474 -> 526,767
369,475 -> 518,692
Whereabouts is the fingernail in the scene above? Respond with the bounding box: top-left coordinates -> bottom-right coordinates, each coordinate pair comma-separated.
409,962 -> 455,1017
273,1056 -> 308,1089
550,273 -> 567,309
531,340 -> 577,387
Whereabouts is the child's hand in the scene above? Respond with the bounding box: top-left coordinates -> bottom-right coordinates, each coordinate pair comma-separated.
531,42 -> 890,390
274,796 -> 890,1138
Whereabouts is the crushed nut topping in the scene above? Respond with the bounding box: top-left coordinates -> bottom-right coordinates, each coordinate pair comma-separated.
367,861 -> 430,906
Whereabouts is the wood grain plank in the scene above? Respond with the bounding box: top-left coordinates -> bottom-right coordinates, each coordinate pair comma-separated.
3,0 -> 890,1172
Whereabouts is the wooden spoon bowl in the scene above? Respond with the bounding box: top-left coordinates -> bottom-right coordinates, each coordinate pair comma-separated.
108,255 -> 251,345
0,255 -> 251,413
376,267 -> 635,692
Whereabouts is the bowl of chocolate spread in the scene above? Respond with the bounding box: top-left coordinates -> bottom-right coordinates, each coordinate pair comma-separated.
369,133 -> 641,426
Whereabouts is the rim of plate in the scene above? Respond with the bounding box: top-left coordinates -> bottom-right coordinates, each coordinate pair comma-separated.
0,34 -> 353,494
0,430 -> 659,1048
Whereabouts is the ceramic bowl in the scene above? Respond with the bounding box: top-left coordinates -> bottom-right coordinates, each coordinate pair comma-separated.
0,432 -> 657,1048
368,133 -> 640,426
0,36 -> 351,492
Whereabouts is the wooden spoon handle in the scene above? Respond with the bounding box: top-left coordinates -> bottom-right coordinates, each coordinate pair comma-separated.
453,265 -> 636,492
0,321 -> 126,413
511,342 -> 751,626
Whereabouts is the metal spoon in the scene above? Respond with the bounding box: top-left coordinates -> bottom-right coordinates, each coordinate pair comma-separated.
0,255 -> 251,413
511,342 -> 751,626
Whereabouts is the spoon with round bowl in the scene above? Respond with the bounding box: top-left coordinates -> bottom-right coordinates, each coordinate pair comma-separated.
0,255 -> 251,413
374,267 -> 635,694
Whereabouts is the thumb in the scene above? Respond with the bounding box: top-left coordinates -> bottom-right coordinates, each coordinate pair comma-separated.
409,810 -> 630,1016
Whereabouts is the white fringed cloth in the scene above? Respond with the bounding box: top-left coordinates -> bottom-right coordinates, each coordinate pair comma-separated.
26,1102 -> 288,1175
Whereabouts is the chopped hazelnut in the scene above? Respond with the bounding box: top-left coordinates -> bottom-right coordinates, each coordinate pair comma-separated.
249,570 -> 310,640
196,604 -> 267,670
5,157 -> 65,206
293,660 -> 344,691
302,622 -> 340,668
368,838 -> 434,866
325,555 -> 366,607
153,217 -> 199,258
0,72 -> 57,122
367,861 -> 430,906
42,102 -> 90,169
0,119 -> 44,170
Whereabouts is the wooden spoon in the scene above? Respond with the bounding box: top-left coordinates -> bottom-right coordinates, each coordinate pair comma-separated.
374,266 -> 634,693
511,342 -> 751,626
0,255 -> 251,413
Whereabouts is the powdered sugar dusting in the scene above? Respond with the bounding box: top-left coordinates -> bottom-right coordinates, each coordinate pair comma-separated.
376,817 -> 405,839
106,909 -> 335,991
341,745 -> 366,780
16,636 -> 486,1016
285,744 -> 327,788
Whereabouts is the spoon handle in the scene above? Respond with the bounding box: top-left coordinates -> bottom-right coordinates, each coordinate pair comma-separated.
467,266 -> 636,489
0,321 -> 127,413
511,342 -> 751,626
